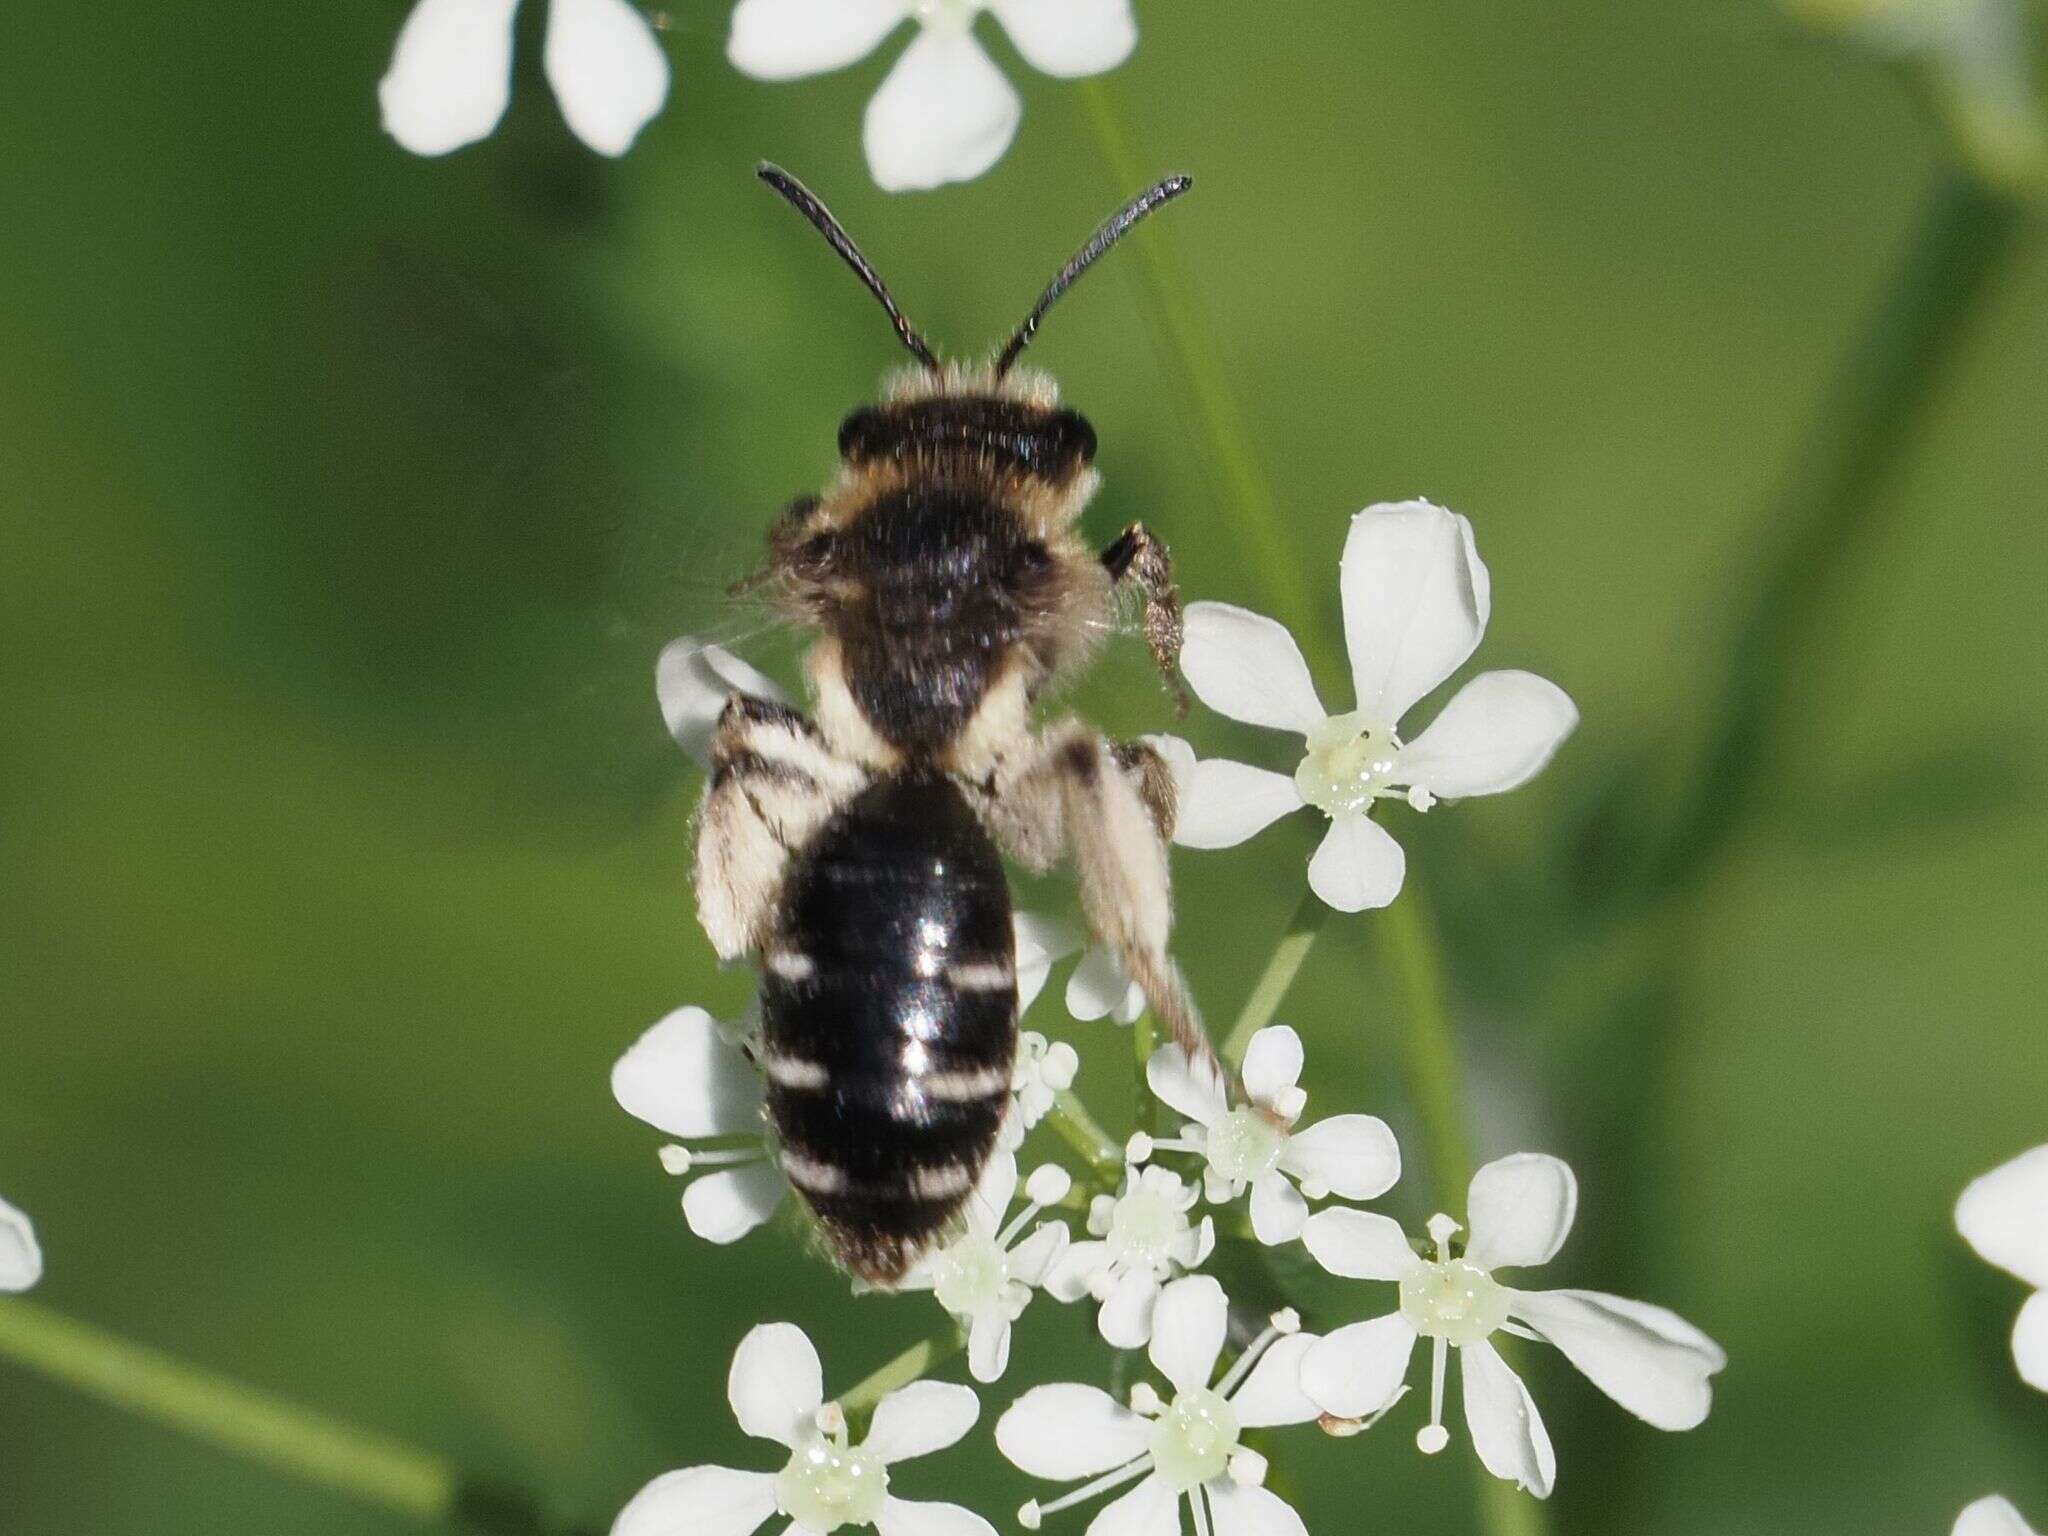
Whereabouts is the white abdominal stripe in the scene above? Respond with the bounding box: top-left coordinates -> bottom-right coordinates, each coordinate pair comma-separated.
776,1148 -> 977,1204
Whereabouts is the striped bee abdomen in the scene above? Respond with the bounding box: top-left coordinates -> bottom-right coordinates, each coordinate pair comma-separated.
761,771 -> 1016,1283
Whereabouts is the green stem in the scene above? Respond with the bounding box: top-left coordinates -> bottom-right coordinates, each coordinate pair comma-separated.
1381,894 -> 1474,1199
1222,888 -> 1332,1064
834,1323 -> 967,1420
0,1299 -> 455,1522
1077,79 -> 1319,642
1045,1088 -> 1125,1183
1650,169 -> 2022,898
1131,1009 -> 1160,1137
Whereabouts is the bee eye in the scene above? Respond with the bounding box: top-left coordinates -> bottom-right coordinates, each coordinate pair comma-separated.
798,532 -> 838,572
1015,540 -> 1054,577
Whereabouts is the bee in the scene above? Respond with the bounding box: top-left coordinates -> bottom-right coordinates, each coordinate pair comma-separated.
695,164 -> 1222,1284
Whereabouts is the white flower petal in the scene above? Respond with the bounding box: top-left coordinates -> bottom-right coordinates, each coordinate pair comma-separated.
1306,815 -> 1405,912
378,0 -> 518,157
1086,1474 -> 1177,1536
1465,1154 -> 1578,1271
543,0 -> 669,156
1460,1340 -> 1555,1498
995,1384 -> 1152,1478
1067,945 -> 1145,1024
1240,1027 -> 1305,1105
681,1164 -> 786,1244
1099,1266 -> 1161,1348
0,1196 -> 43,1292
967,1312 -> 1013,1383
1204,1480 -> 1308,1536
612,1007 -> 764,1139
964,1152 -> 1019,1239
1248,1173 -> 1309,1246
1180,603 -> 1325,734
727,0 -> 904,80
986,0 -> 1136,77
865,1380 -> 980,1463
1957,1144 -> 2048,1289
1396,670 -> 1577,801
1014,911 -> 1082,1015
1045,1238 -> 1108,1302
655,638 -> 787,768
1172,759 -> 1302,851
875,1498 -> 998,1536
1339,501 -> 1490,727
2013,1290 -> 2048,1392
1228,1332 -> 1321,1428
1145,1043 -> 1229,1128
611,1465 -> 777,1536
1280,1115 -> 1401,1202
1300,1208 -> 1421,1281
727,1323 -> 823,1448
1508,1289 -> 1725,1431
1148,1275 -> 1230,1394
1300,1313 -> 1417,1419
1010,1221 -> 1069,1287
862,28 -> 1021,193
1956,1498 -> 2041,1536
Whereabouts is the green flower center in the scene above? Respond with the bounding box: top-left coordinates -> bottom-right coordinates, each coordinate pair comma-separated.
930,1232 -> 1010,1316
911,0 -> 977,32
1398,1259 -> 1510,1346
1149,1387 -> 1241,1492
1107,1185 -> 1183,1265
776,1436 -> 888,1533
1206,1107 -> 1288,1186
1294,711 -> 1403,817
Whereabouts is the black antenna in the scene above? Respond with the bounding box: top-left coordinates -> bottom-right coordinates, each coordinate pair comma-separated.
995,174 -> 1193,378
757,163 -> 940,372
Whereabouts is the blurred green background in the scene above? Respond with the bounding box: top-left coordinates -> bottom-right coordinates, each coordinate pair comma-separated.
4,1 -> 2046,1532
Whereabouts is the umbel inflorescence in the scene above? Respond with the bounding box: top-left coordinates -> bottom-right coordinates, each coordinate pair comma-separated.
614,500 -> 1730,1535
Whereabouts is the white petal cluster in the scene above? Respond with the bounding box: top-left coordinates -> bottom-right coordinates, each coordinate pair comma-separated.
1176,501 -> 1577,911
997,1277 -> 1318,1536
1956,1142 -> 2048,1391
380,0 -> 670,157
1298,1153 -> 1724,1497
612,1005 -> 787,1244
1144,1026 -> 1400,1245
1046,1165 -> 1216,1347
728,0 -> 1138,191
899,1154 -> 1071,1382
614,1323 -> 994,1536
1000,1030 -> 1079,1152
1958,1498 -> 2042,1536
1014,911 -> 1144,1027
1,1195 -> 42,1292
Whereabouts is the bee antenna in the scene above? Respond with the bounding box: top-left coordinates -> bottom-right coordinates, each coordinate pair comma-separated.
995,174 -> 1193,379
757,162 -> 941,373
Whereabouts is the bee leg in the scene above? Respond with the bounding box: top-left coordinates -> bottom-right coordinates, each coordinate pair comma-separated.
694,694 -> 867,960
995,722 -> 1230,1092
1101,523 -> 1189,715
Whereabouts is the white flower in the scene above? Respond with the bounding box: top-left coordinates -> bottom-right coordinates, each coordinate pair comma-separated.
1,1195 -> 42,1292
1143,1025 -> 1401,1245
612,1005 -> 788,1244
727,0 -> 1138,192
900,1154 -> 1071,1381
1000,1029 -> 1079,1152
379,0 -> 670,157
1956,1142 -> 2048,1391
656,636 -> 789,768
614,1322 -> 994,1536
1958,1499 -> 2042,1536
1298,1153 -> 1725,1498
1013,911 -> 1144,1027
1045,1165 -> 1215,1347
997,1276 -> 1319,1536
1176,501 -> 1579,912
